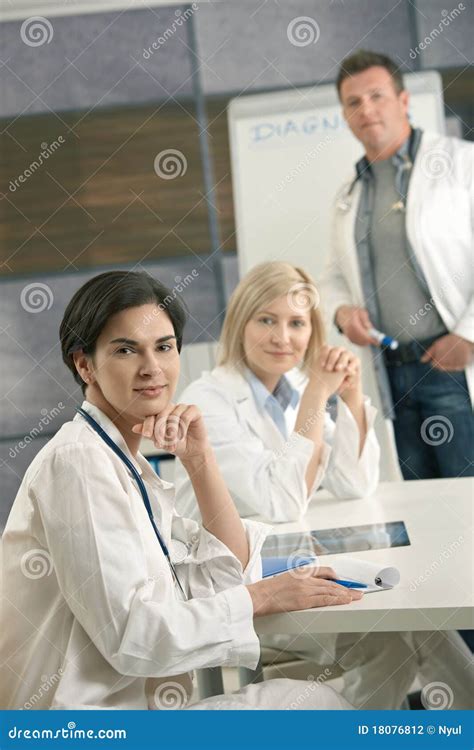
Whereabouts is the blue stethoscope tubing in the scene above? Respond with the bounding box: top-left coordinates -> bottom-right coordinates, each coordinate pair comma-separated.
76,407 -> 187,599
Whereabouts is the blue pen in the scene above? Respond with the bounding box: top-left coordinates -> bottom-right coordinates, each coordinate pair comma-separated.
334,578 -> 367,589
369,327 -> 399,351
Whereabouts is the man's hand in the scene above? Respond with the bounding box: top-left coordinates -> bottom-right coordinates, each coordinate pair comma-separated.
421,334 -> 474,371
336,305 -> 378,347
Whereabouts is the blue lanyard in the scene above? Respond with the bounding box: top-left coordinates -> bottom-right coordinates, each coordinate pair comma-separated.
76,407 -> 187,599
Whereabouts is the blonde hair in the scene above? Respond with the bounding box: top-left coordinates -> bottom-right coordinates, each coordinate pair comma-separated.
218,261 -> 325,374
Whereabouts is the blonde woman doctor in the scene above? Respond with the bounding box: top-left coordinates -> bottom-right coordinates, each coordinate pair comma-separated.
175,261 -> 380,522
174,261 -> 474,710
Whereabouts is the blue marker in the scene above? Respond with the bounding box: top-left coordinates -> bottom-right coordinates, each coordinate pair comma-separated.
369,327 -> 399,350
334,578 -> 368,589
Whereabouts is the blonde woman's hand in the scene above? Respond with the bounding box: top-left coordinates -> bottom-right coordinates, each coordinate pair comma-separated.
335,351 -> 363,399
307,345 -> 359,399
132,403 -> 211,462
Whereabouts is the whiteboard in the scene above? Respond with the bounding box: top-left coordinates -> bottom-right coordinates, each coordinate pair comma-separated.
228,72 -> 445,482
228,72 -> 445,280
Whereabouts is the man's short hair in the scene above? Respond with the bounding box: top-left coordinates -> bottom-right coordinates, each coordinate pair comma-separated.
336,50 -> 404,98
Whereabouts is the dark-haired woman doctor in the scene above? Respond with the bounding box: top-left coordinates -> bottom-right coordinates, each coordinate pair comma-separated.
0,270 -> 360,710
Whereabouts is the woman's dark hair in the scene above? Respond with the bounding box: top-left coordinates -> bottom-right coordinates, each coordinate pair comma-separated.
336,50 -> 404,98
60,270 -> 187,394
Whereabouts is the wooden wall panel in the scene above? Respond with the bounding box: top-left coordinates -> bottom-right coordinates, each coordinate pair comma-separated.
206,98 -> 236,253
1,71 -> 471,278
0,101 -> 211,276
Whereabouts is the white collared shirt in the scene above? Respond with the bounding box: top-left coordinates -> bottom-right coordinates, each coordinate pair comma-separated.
0,401 -> 267,709
246,369 -> 300,440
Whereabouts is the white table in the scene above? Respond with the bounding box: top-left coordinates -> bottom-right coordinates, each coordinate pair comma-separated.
255,477 -> 473,637
198,477 -> 473,697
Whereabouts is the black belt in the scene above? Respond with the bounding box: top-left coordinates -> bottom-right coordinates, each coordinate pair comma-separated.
383,334 -> 443,366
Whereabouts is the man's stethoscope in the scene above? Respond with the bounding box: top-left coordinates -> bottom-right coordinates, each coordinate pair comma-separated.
336,153 -> 413,214
335,178 -> 360,213
76,407 -> 187,600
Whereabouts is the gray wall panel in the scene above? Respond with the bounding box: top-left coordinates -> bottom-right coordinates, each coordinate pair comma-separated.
414,0 -> 473,69
195,0 -> 416,95
221,253 -> 238,301
0,6 -> 194,118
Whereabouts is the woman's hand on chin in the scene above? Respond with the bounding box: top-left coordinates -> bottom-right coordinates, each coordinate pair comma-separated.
132,403 -> 211,461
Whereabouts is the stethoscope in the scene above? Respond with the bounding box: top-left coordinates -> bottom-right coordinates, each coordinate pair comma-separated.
336,129 -> 416,214
76,407 -> 187,600
335,178 -> 360,213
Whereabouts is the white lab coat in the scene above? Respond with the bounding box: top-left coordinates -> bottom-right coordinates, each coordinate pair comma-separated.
319,131 -> 474,405
174,366 -> 379,522
1,402 -> 352,710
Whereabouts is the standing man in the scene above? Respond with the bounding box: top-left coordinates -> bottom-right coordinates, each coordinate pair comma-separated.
320,50 -> 473,481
